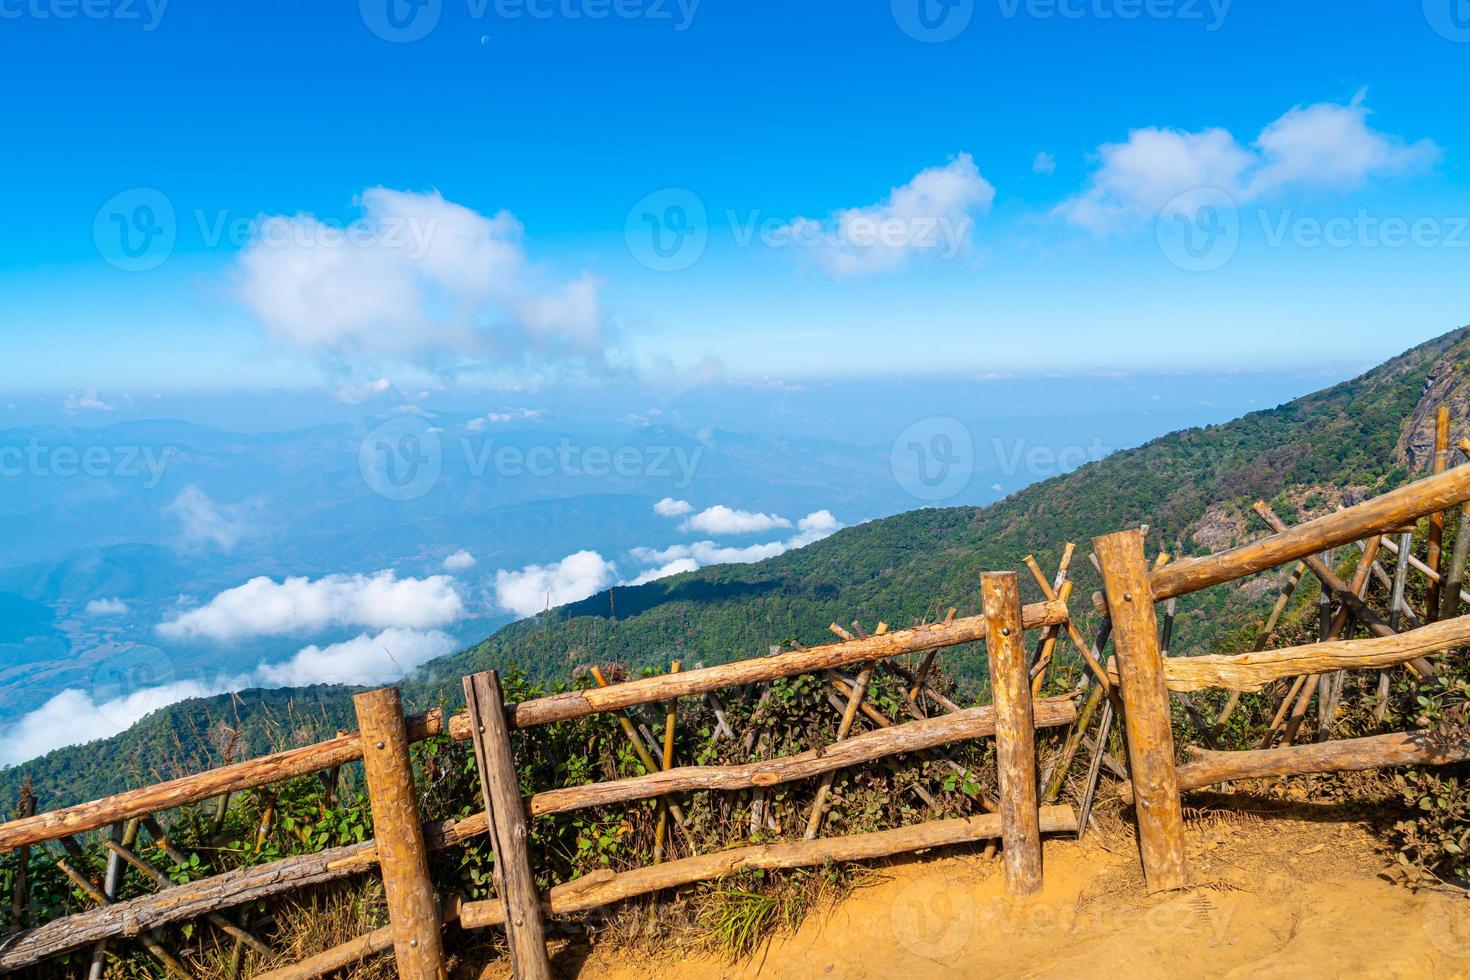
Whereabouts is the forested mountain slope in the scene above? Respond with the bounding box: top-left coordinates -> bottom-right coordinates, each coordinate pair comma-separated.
6,326 -> 1467,808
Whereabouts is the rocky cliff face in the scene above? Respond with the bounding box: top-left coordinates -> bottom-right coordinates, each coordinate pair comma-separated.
1396,327 -> 1470,471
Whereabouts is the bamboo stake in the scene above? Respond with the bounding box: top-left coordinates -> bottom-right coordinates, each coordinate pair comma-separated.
458,809 -> 1081,931
982,572 -> 1042,896
1440,505 -> 1470,622
1041,678 -> 1106,804
805,661 -> 877,839
653,661 -> 681,864
9,784 -> 34,930
1211,561 -> 1308,739
589,666 -> 691,836
1427,406 -> 1452,617
354,688 -> 446,980
1379,533 -> 1470,605
463,671 -> 551,980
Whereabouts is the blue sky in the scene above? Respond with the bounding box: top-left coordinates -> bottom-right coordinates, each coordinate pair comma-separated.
2,1 -> 1468,401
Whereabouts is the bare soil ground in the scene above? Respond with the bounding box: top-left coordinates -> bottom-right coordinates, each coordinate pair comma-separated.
465,797 -> 1470,979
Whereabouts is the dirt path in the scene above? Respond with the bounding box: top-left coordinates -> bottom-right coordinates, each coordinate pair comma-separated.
470,806 -> 1470,979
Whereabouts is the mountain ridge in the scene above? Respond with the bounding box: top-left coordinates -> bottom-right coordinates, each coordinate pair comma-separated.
4,325 -> 1467,809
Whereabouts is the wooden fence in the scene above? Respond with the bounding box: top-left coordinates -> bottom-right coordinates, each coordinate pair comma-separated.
5,414 -> 1470,977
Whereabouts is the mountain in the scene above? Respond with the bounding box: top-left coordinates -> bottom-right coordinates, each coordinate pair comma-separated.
3,326 -> 1466,809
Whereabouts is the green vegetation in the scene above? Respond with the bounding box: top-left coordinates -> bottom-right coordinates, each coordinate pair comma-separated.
3,327 -> 1466,813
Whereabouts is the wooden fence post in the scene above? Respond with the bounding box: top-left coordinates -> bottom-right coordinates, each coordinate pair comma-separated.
463,671 -> 553,980
353,688 -> 446,980
982,571 -> 1042,897
1093,530 -> 1189,893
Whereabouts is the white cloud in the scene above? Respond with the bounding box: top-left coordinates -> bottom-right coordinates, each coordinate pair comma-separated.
63,389 -> 116,414
653,497 -> 694,517
158,570 -> 464,642
85,598 -> 129,616
233,188 -> 608,369
681,505 -> 792,536
466,408 -> 542,430
623,558 -> 699,586
632,510 -> 844,574
442,550 -> 477,572
0,681 -> 231,767
774,154 -> 994,278
1056,93 -> 1439,235
255,627 -> 457,689
1033,151 -> 1056,175
167,485 -> 249,553
493,550 -> 618,619
334,378 -> 392,404
0,626 -> 459,766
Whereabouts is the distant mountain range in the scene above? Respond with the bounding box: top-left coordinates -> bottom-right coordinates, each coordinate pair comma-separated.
2,336 -> 1462,808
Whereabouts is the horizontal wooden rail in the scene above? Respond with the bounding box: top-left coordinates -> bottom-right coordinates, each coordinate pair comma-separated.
260,807 -> 1080,980
462,600 -> 1068,733
1119,730 -> 1470,802
459,806 -> 1080,929
1106,614 -> 1470,693
1149,466 -> 1470,600
524,696 -> 1077,818
0,601 -> 1067,854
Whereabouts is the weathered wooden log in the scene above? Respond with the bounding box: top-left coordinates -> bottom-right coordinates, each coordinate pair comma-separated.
521,697 -> 1075,819
0,602 -> 1067,854
1119,730 -> 1470,802
1140,603 -> 1470,694
653,661 -> 681,863
354,688 -> 445,980
1441,506 -> 1470,622
983,572 -> 1042,897
464,671 -> 551,980
459,807 -> 1080,931
1150,465 -> 1470,600
1094,529 -> 1188,893
253,927 -> 395,980
480,600 -> 1068,732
